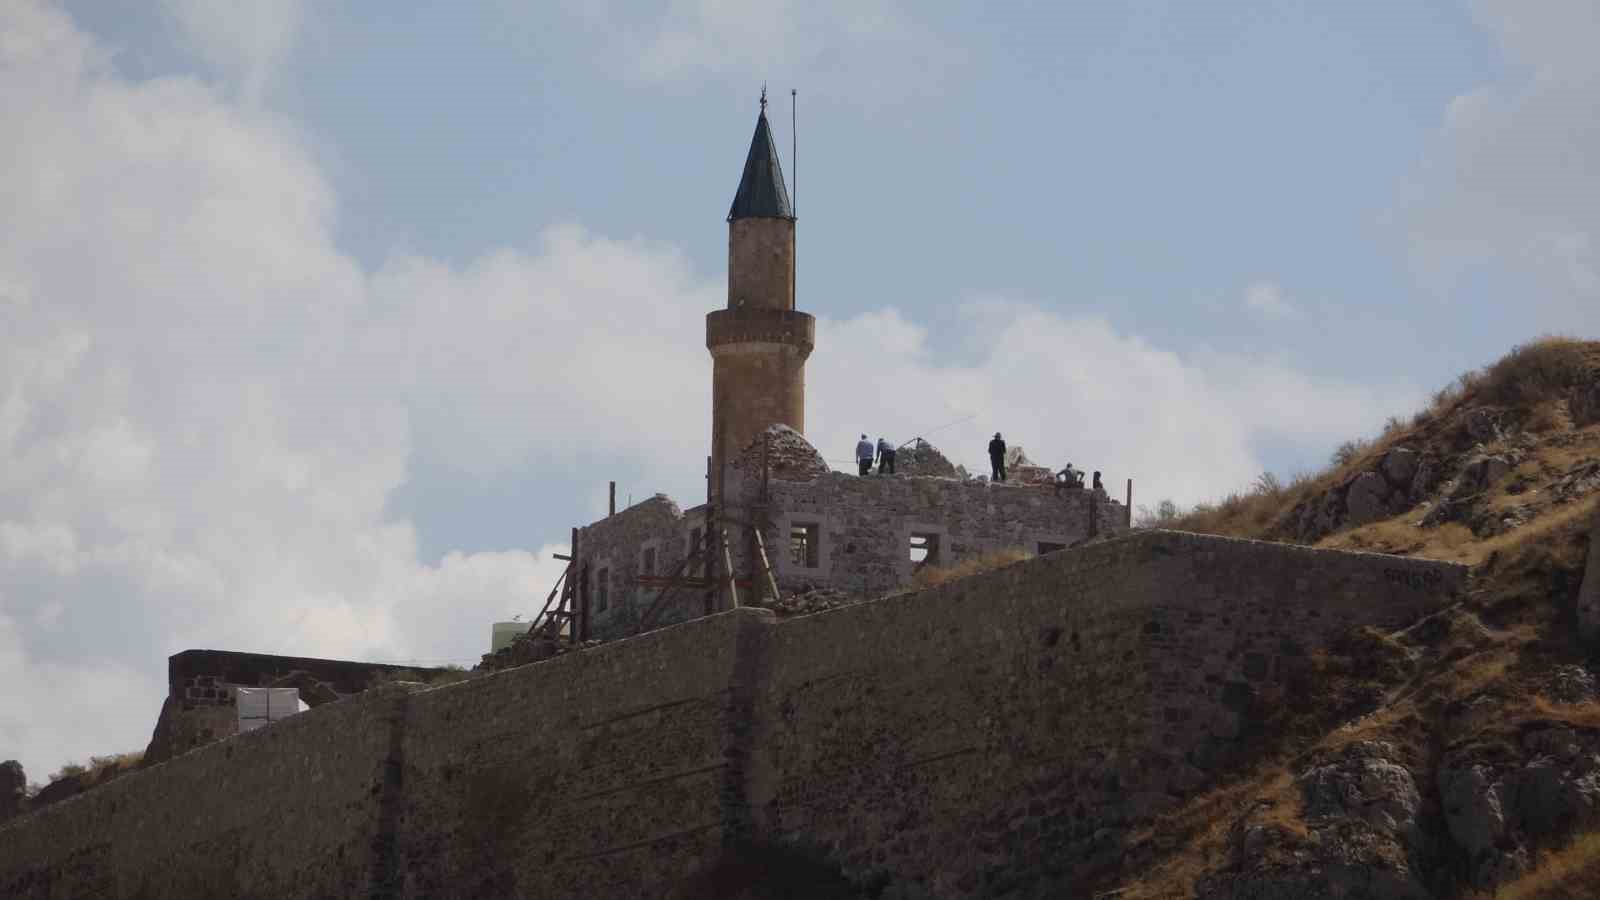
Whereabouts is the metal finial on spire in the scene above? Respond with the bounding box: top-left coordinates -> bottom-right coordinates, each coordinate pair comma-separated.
760,82 -> 767,114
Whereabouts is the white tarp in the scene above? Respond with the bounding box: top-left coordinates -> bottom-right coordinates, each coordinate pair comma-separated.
236,687 -> 303,733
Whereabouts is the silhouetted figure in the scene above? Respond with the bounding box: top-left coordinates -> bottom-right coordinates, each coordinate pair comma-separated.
1092,471 -> 1104,493
1055,462 -> 1084,495
855,434 -> 874,476
988,432 -> 1007,482
876,437 -> 896,475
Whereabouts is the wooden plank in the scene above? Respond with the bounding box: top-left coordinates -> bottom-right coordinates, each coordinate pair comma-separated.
721,528 -> 740,609
636,575 -> 715,589
752,528 -> 781,602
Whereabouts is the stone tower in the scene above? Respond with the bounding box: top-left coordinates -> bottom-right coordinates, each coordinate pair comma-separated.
707,96 -> 814,492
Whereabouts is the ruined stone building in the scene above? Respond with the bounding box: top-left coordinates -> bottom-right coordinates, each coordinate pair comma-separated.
576,99 -> 1126,640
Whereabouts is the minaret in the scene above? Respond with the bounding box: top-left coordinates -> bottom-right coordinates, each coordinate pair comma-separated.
707,92 -> 814,493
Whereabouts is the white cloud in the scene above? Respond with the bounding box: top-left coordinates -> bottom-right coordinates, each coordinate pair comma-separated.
1408,0 -> 1600,333
1242,280 -> 1300,320
160,0 -> 305,103
0,1 -> 1415,781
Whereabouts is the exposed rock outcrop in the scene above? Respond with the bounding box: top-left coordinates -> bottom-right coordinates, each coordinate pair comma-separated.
0,760 -> 25,822
1438,724 -> 1600,891
1580,503 -> 1600,642
1203,742 -> 1432,899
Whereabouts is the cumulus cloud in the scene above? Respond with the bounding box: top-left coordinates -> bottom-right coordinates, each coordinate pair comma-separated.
1408,0 -> 1600,332
160,0 -> 304,103
0,1 -> 1413,780
1242,281 -> 1300,320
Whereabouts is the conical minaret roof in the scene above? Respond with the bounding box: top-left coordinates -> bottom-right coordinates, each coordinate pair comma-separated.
727,98 -> 793,221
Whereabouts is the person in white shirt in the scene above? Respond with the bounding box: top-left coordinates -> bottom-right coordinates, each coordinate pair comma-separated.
855,434 -> 875,476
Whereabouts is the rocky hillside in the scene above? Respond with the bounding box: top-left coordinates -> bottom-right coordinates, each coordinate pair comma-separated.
1104,338 -> 1600,898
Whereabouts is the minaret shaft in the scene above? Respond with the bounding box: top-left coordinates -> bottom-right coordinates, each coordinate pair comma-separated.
708,101 -> 812,492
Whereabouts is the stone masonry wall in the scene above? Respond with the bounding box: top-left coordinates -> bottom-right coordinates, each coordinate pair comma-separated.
396,608 -> 769,897
0,685 -> 404,898
582,471 -> 1127,640
0,532 -> 1463,898
145,649 -> 448,765
746,532 -> 1465,895
580,495 -> 707,640
741,471 -> 1127,598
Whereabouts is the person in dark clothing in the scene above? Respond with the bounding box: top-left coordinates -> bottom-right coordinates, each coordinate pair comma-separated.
988,432 -> 1007,482
855,434 -> 874,476
876,437 -> 896,475
1092,471 -> 1104,493
1054,462 -> 1082,495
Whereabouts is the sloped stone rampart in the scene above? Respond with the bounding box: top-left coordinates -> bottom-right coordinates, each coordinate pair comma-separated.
0,532 -> 1464,898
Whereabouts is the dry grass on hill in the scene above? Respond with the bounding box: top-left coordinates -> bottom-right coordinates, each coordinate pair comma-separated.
909,547 -> 1030,590
1102,338 -> 1600,898
1155,336 -> 1599,542
39,750 -> 144,794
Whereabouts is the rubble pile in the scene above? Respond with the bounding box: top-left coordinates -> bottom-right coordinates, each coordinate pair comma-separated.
732,424 -> 830,481
759,587 -> 865,618
894,438 -> 959,478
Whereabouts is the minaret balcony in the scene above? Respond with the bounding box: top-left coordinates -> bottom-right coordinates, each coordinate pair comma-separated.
705,308 -> 814,354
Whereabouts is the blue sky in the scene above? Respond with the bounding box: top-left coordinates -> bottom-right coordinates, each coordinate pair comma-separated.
2,0 -> 1595,777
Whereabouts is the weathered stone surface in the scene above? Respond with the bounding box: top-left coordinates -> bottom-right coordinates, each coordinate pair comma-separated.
1205,742 -> 1431,899
143,649 -> 439,764
1345,471 -> 1393,526
584,465 -> 1127,639
1581,504 -> 1600,642
893,438 -> 958,479
1571,381 -> 1600,427
31,774 -> 83,809
731,423 -> 829,482
1438,724 -> 1600,891
1380,447 -> 1420,490
1459,455 -> 1512,494
1464,408 -> 1504,442
1547,664 -> 1598,703
0,533 -> 1465,899
1439,764 -> 1506,873
0,760 -> 24,822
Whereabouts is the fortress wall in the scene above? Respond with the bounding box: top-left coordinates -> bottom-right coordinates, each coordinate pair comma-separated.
748,534 -> 1169,896
0,532 -> 1465,898
1145,533 -> 1468,780
0,684 -> 404,899
747,531 -> 1464,896
395,607 -> 772,898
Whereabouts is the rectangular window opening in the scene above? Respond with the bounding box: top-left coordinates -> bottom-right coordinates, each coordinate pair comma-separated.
789,523 -> 820,568
909,533 -> 941,567
1037,542 -> 1066,556
641,546 -> 657,577
596,568 -> 610,612
687,528 -> 703,574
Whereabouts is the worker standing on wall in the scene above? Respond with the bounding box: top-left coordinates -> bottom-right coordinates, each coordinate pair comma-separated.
856,434 -> 875,476
1092,471 -> 1104,493
988,432 -> 1007,482
876,437 -> 896,475
1055,462 -> 1083,495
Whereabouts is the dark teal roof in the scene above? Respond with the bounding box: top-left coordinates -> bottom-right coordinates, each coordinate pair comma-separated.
727,110 -> 793,221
